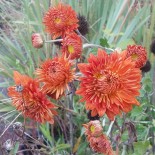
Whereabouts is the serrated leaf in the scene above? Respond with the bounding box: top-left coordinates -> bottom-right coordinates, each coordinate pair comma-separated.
131,106 -> 143,117
144,85 -> 152,93
100,38 -> 110,47
133,141 -> 150,155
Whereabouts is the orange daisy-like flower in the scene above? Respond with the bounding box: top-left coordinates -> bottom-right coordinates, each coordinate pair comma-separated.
89,135 -> 114,155
126,45 -> 147,68
83,120 -> 103,137
61,32 -> 82,60
8,71 -> 57,124
76,49 -> 141,120
43,3 -> 79,39
36,56 -> 75,99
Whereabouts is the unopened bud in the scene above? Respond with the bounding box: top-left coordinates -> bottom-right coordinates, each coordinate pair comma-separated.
31,33 -> 44,48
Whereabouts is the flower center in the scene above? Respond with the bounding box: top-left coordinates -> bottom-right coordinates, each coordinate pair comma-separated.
131,53 -> 138,60
96,70 -> 121,94
90,125 -> 95,133
48,62 -> 60,75
94,73 -> 103,79
68,45 -> 74,53
54,18 -> 61,24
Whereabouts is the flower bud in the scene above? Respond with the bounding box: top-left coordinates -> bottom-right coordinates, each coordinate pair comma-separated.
31,33 -> 44,48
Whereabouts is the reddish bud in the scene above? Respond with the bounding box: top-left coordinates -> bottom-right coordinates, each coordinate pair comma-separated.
31,33 -> 44,49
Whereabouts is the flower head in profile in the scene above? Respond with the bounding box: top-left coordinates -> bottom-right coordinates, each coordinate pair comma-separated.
61,32 -> 82,60
83,120 -> 102,137
126,45 -> 147,68
8,71 -> 57,124
76,49 -> 141,120
36,56 -> 75,99
31,33 -> 44,49
77,14 -> 89,36
43,3 -> 79,39
140,60 -> 151,73
89,135 -> 114,155
150,39 -> 155,55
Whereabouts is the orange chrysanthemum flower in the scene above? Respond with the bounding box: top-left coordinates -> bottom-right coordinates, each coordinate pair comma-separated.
36,56 -> 75,99
83,120 -> 102,137
89,135 -> 114,155
126,45 -> 147,68
76,49 -> 141,120
61,32 -> 82,60
8,71 -> 57,124
43,3 -> 79,39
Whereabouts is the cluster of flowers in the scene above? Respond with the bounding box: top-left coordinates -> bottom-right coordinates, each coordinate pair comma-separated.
8,2 -> 148,154
83,120 -> 114,154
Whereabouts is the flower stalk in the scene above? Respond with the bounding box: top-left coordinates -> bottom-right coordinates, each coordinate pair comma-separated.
45,39 -> 63,43
44,39 -> 114,52
83,43 -> 114,52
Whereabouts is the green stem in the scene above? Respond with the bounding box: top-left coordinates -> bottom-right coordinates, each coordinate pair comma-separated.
83,43 -> 114,52
106,119 -> 115,136
45,39 -> 63,43
121,145 -> 127,155
44,39 -> 114,52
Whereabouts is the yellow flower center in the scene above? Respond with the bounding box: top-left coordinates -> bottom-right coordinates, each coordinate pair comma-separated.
90,125 -> 95,133
68,45 -> 74,53
54,18 -> 61,24
94,73 -> 103,79
131,53 -> 138,60
95,70 -> 121,94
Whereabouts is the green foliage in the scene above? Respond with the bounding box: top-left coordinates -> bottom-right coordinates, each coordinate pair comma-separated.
129,141 -> 150,155
100,38 -> 110,48
40,124 -> 53,144
9,142 -> 20,155
0,0 -> 154,154
64,0 -> 150,48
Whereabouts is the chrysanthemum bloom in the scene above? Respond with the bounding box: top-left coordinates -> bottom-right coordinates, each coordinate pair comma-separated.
8,71 -> 57,124
31,33 -> 44,49
77,14 -> 89,36
88,134 -> 114,155
140,60 -> 151,73
61,32 -> 82,60
43,3 -> 79,39
87,110 -> 99,121
83,120 -> 102,137
36,56 -> 75,99
126,45 -> 147,68
150,39 -> 155,55
76,49 -> 141,120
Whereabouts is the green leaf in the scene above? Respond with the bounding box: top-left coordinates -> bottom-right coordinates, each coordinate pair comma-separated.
9,142 -> 19,155
144,85 -> 152,93
40,124 -> 52,143
133,141 -> 150,155
131,106 -> 143,117
100,38 -> 110,47
77,142 -> 89,155
50,144 -> 71,153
